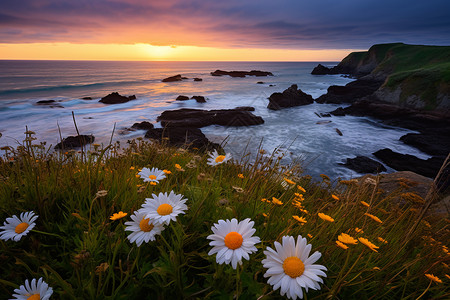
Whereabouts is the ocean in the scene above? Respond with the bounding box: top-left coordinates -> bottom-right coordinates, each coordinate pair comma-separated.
0,60 -> 429,179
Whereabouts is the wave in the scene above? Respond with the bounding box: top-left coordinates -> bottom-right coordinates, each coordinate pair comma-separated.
0,79 -> 155,96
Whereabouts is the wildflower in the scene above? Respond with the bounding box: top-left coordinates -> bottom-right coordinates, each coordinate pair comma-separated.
297,185 -> 306,193
149,182 -> 157,186
263,213 -> 269,218
360,201 -> 370,207
261,198 -> 268,203
11,277 -> 53,300
207,149 -> 231,166
110,211 -> 128,221
445,274 -> 450,280
358,237 -> 379,252
307,234 -> 313,238
338,233 -> 358,245
293,215 -> 307,224
364,213 -> 383,224
0,211 -> 38,242
142,191 -> 188,225
425,273 -> 442,284
336,240 -> 348,250
355,227 -> 364,233
238,173 -> 244,179
377,237 -> 388,244
207,218 -> 260,269
138,167 -> 166,183
318,213 -> 334,222
284,178 -> 295,185
96,190 -> 108,198
163,169 -> 171,174
373,267 -> 380,271
125,210 -> 164,246
272,197 -> 283,206
262,235 -> 327,300
175,164 -> 185,171
130,166 -> 135,170
331,194 -> 339,201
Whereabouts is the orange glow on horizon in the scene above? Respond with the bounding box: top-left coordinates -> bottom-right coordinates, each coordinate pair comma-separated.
0,43 -> 360,61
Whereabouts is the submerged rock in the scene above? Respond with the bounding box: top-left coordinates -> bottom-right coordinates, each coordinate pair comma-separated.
267,84 -> 313,110
191,96 -> 206,103
193,78 -> 203,81
99,92 -> 135,104
55,135 -> 95,149
340,156 -> 386,174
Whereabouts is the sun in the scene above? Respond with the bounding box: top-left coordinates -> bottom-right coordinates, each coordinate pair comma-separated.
138,43 -> 175,60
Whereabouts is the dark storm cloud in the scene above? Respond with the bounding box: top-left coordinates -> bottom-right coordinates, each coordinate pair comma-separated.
0,0 -> 449,48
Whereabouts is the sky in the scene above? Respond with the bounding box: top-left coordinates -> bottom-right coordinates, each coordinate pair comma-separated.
1,0 -> 449,61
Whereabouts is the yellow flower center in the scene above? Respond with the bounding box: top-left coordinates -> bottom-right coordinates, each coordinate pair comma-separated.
215,155 -> 226,163
283,256 -> 305,278
224,231 -> 243,250
157,203 -> 173,216
139,218 -> 154,232
15,222 -> 29,234
149,175 -> 157,180
27,294 -> 40,300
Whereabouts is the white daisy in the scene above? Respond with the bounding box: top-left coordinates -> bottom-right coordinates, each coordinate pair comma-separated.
124,210 -> 165,247
262,235 -> 327,300
207,218 -> 260,269
11,277 -> 53,300
207,149 -> 232,166
137,167 -> 166,183
0,211 -> 38,242
141,191 -> 188,225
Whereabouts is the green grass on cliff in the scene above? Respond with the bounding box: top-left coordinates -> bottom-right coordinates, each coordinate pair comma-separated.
0,132 -> 449,299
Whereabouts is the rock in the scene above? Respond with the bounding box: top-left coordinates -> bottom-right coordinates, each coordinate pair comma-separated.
373,148 -> 445,179
176,95 -> 190,101
257,81 -> 264,84
81,97 -> 92,100
233,106 -> 255,111
193,78 -> 203,81
162,74 -> 183,82
311,64 -> 335,75
267,84 -> 314,110
330,107 -> 346,116
191,96 -> 206,103
145,127 -> 220,151
316,120 -> 332,125
157,107 -> 264,128
210,70 -> 273,77
55,135 -> 95,149
316,79 -> 383,104
131,121 -> 154,130
320,113 -> 331,117
339,156 -> 387,174
37,100 -> 57,104
400,132 -> 450,156
335,128 -> 343,136
269,84 -> 275,87
99,92 -> 135,104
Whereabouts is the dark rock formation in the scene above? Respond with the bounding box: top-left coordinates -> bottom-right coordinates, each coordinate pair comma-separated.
373,148 -> 445,179
400,132 -> 450,156
131,121 -> 154,131
257,81 -> 264,84
55,135 -> 95,149
339,156 -> 387,174
267,84 -> 314,110
157,107 -> 264,128
335,128 -> 343,136
99,92 -> 135,104
176,95 -> 190,101
36,100 -> 64,108
193,78 -> 203,81
311,64 -> 336,75
191,96 -> 206,103
210,70 -> 273,77
316,79 -> 383,104
162,74 -> 184,82
145,127 -> 220,151
81,97 -> 92,100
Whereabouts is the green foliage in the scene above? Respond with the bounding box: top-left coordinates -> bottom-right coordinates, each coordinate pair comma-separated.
0,134 -> 449,299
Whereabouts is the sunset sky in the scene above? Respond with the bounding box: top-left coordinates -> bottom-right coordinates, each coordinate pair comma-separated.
1,0 -> 449,61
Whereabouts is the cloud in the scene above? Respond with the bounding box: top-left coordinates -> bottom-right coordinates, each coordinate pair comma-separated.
0,0 -> 449,49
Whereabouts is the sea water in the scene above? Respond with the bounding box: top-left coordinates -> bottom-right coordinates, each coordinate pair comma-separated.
0,60 -> 429,179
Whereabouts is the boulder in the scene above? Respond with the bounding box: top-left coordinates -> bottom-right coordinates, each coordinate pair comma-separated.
210,70 -> 273,77
176,95 -> 190,101
339,156 -> 387,174
157,107 -> 264,128
81,97 -> 92,100
55,135 -> 95,149
267,84 -> 314,110
311,64 -> 335,75
131,121 -> 154,130
193,78 -> 203,81
316,79 -> 383,104
257,81 -> 264,84
162,74 -> 183,82
99,92 -> 135,104
145,127 -> 220,151
400,132 -> 450,156
191,96 -> 206,103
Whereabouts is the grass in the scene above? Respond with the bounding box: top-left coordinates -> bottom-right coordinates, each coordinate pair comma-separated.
0,132 -> 449,299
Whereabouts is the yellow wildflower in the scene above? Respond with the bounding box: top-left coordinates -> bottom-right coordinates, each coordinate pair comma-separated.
338,233 -> 358,245
297,185 -> 306,193
364,213 -> 383,224
298,208 -> 309,214
272,197 -> 283,206
425,274 -> 442,284
307,234 -> 313,238
175,164 -> 185,171
360,201 -> 370,207
331,194 -> 339,201
336,240 -> 348,250
358,237 -> 379,252
110,211 -> 128,221
318,212 -> 334,222
377,237 -> 388,244
263,213 -> 269,218
355,227 -> 364,233
238,173 -> 244,179
284,178 -> 295,185
445,274 -> 450,280
129,166 -> 135,170
163,169 -> 172,174
150,182 -> 157,186
373,267 -> 380,271
292,215 -> 307,224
